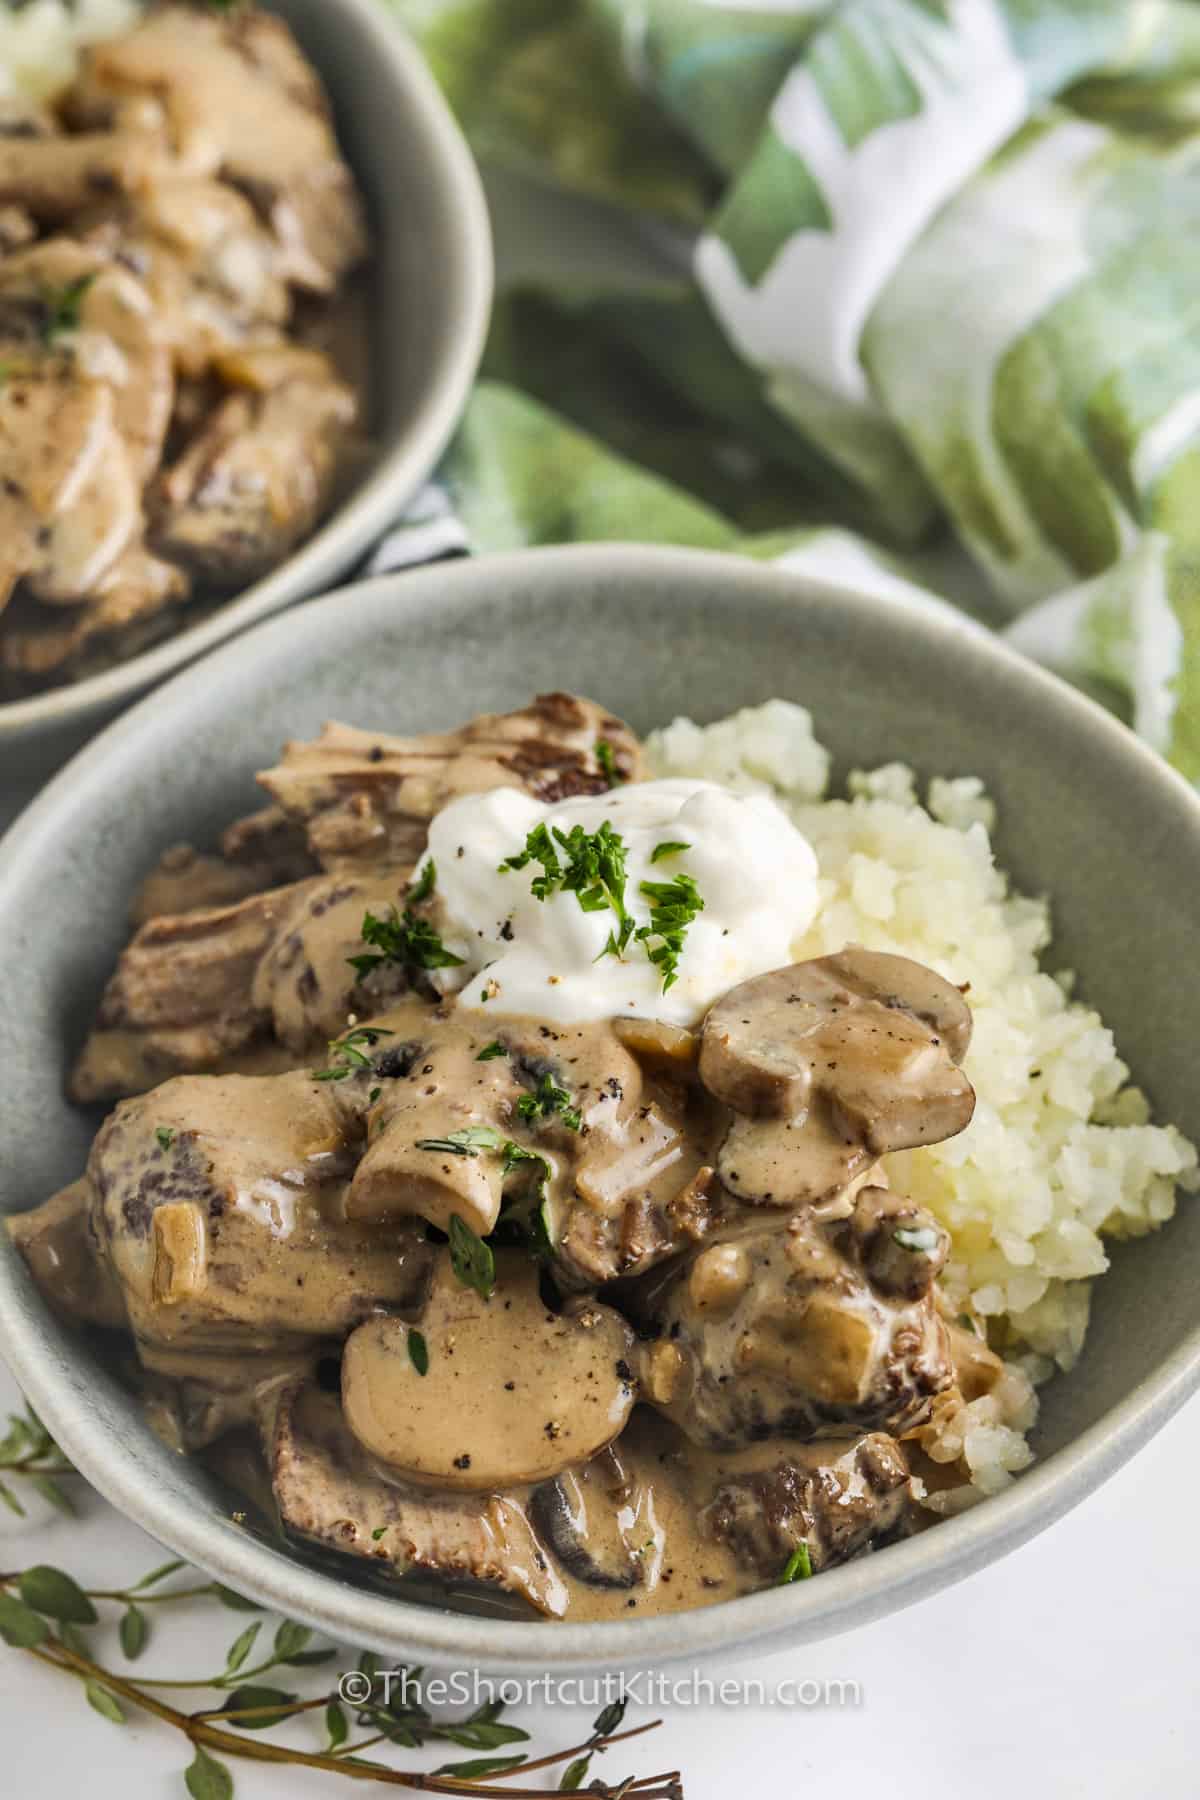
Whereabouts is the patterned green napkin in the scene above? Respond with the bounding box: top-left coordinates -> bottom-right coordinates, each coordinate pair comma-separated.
385,0 -> 1200,781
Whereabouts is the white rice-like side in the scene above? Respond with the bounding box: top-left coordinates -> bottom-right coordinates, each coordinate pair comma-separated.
0,0 -> 139,101
648,701 -> 1198,1501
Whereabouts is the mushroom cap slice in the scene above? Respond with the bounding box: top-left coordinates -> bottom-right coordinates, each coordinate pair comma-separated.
699,949 -> 975,1207
342,1253 -> 637,1493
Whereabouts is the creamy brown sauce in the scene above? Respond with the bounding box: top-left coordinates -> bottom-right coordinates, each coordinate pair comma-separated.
10,699 -> 1009,1621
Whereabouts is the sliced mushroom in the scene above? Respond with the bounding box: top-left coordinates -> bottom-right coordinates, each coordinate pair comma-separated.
530,1442 -> 658,1591
341,1254 -> 636,1492
700,949 -> 975,1207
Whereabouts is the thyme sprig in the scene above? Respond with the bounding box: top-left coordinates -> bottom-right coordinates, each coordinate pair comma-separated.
0,1559 -> 681,1798
0,1406 -> 77,1520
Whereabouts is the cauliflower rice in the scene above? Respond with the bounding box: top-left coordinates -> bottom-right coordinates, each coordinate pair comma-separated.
648,701 -> 1198,1503
0,0 -> 138,101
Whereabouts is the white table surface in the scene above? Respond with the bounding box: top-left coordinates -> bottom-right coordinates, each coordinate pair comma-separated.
1,1346 -> 1196,1799
2,168 -> 1197,1800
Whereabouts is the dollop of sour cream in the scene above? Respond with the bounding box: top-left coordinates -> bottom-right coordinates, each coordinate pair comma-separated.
422,779 -> 821,1027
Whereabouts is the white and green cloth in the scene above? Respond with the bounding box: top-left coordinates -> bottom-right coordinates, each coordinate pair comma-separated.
382,0 -> 1200,781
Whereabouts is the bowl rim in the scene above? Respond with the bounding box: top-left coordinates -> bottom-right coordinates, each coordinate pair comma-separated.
3,541 -> 1200,1671
0,0 -> 493,746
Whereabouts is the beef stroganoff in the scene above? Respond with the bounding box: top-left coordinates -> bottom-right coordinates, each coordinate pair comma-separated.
11,694 -> 1195,1619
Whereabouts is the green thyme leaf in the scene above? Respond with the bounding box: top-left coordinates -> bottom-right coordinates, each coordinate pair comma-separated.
476,1041 -> 506,1061
85,1679 -> 126,1725
19,1564 -> 97,1624
119,1603 -> 147,1660
155,1126 -> 175,1152
415,1126 -> 503,1157
779,1541 -> 814,1583
441,1721 -> 530,1750
448,1213 -> 495,1300
212,1585 -> 263,1612
185,1747 -> 234,1800
30,1473 -> 75,1516
432,1756 -> 528,1779
273,1619 -> 312,1662
592,1697 -> 627,1738
325,1699 -> 349,1750
131,1557 -> 187,1591
650,840 -> 691,863
0,1480 -> 25,1516
560,1752 -> 592,1789
218,1685 -> 297,1730
0,1591 -> 47,1647
313,1025 -> 393,1083
407,1329 -> 430,1376
223,1622 -> 260,1673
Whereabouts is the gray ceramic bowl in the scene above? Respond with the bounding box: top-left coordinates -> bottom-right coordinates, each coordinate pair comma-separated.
0,0 -> 492,787
2,545 -> 1199,1673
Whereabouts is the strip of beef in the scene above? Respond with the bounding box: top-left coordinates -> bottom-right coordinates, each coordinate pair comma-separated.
69,4 -> 367,291
264,1382 -> 568,1618
260,693 -> 644,873
696,1432 -> 917,1579
130,806 -> 316,925
72,698 -> 644,1098
85,1069 -> 431,1355
6,1179 -> 127,1330
151,345 -> 355,587
632,1189 -> 953,1447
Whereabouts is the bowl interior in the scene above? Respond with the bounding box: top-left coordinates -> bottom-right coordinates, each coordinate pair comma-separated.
0,0 -> 491,767
2,544 -> 1198,1670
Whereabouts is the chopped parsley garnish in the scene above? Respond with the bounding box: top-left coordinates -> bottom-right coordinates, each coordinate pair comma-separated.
155,1126 -> 174,1152
409,858 -> 437,905
501,821 -> 635,956
517,1070 -> 581,1132
500,820 -> 705,992
595,740 -> 624,788
635,871 -> 705,992
476,1041 -> 506,1062
893,1225 -> 940,1253
779,1541 -> 813,1584
42,272 -> 97,342
371,1526 -> 387,1541
650,840 -> 691,864
348,864 -> 462,980
407,1329 -> 430,1376
313,1025 -> 393,1082
448,1213 -> 495,1299
368,1086 -> 381,1105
